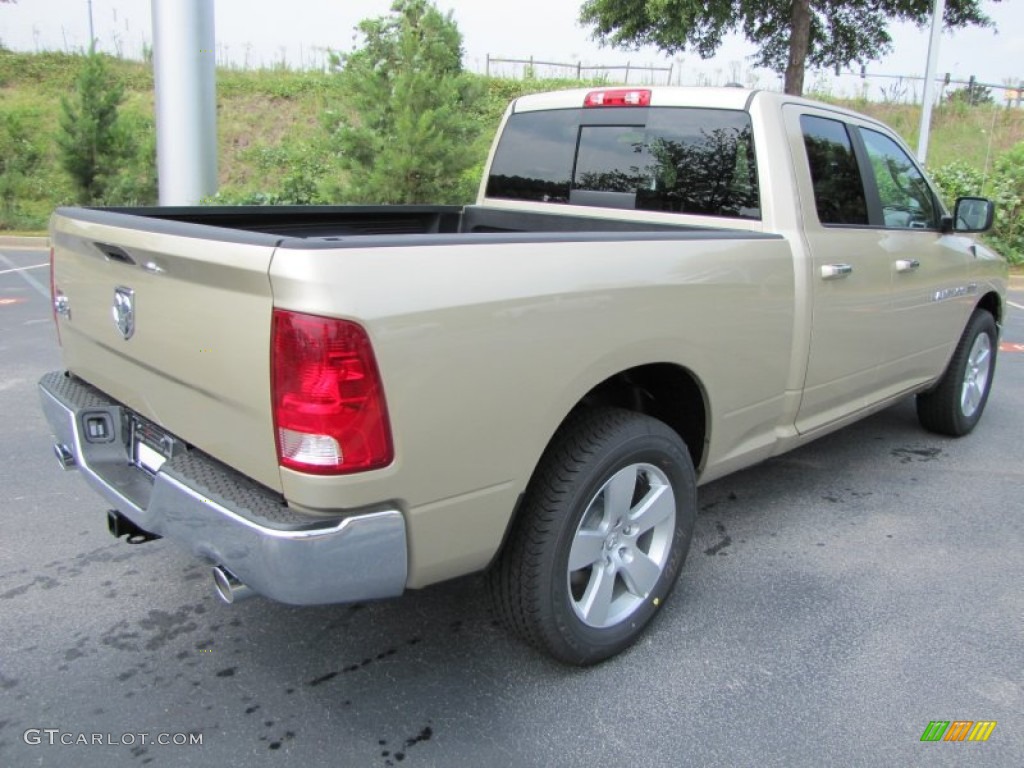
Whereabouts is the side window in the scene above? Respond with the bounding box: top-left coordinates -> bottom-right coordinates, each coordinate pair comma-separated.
860,128 -> 939,229
799,115 -> 868,226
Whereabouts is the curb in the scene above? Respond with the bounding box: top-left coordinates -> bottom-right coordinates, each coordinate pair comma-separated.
0,236 -> 50,249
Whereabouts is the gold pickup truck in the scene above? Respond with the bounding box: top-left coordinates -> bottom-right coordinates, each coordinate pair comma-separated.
39,87 -> 1007,664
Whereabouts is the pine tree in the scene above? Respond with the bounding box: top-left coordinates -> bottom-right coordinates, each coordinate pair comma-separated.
326,0 -> 482,204
56,49 -> 136,204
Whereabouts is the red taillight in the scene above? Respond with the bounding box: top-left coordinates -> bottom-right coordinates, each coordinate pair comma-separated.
271,310 -> 393,475
583,89 -> 651,108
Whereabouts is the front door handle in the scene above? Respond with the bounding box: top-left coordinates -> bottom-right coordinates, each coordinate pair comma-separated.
895,259 -> 921,273
821,263 -> 853,280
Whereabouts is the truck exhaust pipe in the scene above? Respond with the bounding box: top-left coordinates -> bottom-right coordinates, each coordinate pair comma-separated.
212,566 -> 255,604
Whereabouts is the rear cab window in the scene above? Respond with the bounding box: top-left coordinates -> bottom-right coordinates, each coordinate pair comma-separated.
486,106 -> 760,220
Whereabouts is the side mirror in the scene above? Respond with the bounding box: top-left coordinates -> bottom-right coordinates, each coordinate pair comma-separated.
953,197 -> 995,233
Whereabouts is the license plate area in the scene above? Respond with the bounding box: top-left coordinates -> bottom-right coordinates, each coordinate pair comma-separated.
128,415 -> 177,476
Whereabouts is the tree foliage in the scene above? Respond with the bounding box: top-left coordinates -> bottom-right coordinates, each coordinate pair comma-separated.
56,49 -> 152,204
325,0 -> 482,204
945,82 -> 993,106
0,112 -> 41,225
580,0 -> 1001,96
988,141 -> 1024,263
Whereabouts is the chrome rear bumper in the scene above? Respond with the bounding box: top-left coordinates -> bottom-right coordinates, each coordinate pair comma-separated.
38,371 -> 408,605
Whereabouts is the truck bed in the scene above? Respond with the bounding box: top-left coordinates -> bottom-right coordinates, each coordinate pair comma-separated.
64,203 -> 727,244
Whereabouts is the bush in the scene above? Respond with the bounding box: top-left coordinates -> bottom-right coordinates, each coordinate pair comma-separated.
929,153 -> 1023,265
928,161 -> 985,209
988,142 -> 1024,264
0,112 -> 42,227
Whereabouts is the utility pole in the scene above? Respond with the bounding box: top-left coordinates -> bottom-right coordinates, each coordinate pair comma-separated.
917,0 -> 946,164
151,0 -> 218,205
86,0 -> 95,48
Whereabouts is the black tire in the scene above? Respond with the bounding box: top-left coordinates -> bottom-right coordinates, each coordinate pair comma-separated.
488,407 -> 696,665
917,309 -> 998,437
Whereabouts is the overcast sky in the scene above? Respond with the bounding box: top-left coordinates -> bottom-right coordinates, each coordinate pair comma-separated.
2,1 -> 1021,98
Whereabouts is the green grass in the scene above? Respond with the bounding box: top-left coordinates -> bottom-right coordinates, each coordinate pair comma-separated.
844,100 -> 1024,171
2,50 -> 1023,233
0,230 -> 48,237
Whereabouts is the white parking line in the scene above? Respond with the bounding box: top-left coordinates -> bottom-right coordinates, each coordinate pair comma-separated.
1008,300 -> 1024,311
0,252 -> 49,299
0,263 -> 48,277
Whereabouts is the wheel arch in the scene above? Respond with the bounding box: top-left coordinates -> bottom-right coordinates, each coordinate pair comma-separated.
487,361 -> 709,575
571,363 -> 708,474
975,290 -> 1003,326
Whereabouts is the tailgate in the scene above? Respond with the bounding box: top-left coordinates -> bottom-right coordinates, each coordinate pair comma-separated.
51,210 -> 282,492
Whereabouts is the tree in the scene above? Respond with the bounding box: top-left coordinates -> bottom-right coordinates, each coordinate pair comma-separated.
0,112 -> 41,226
945,82 -> 993,106
56,49 -> 140,204
580,1 -> 1002,96
325,0 -> 482,204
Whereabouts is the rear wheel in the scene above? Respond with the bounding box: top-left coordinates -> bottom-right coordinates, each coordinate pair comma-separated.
489,408 -> 696,665
917,309 -> 998,436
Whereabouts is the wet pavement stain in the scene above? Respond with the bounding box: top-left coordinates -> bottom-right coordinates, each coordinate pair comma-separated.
63,636 -> 89,663
382,724 -> 433,765
305,643 -> 404,687
0,575 -> 60,600
267,730 -> 295,751
704,521 -> 732,556
307,671 -> 339,687
822,488 -> 873,504
137,606 -> 203,651
101,619 -> 141,652
891,446 -> 943,464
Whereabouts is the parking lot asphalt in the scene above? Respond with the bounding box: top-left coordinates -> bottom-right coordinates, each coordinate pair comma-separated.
1,244 -> 1021,767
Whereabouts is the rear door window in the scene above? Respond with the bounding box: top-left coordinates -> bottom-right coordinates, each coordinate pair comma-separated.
799,115 -> 869,226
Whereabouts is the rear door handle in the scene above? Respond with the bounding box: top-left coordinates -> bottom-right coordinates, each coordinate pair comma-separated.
895,259 -> 921,273
821,263 -> 853,280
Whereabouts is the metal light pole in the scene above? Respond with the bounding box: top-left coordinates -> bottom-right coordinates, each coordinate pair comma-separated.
151,0 -> 218,205
86,0 -> 95,48
917,0 -> 947,164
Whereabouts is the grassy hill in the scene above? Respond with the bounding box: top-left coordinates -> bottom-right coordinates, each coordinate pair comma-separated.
2,50 -> 1023,242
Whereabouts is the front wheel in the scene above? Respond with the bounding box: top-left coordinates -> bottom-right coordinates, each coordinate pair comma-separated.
917,309 -> 998,436
488,408 -> 696,665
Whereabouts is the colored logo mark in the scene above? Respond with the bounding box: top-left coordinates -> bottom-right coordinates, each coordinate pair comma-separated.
920,721 -> 997,742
